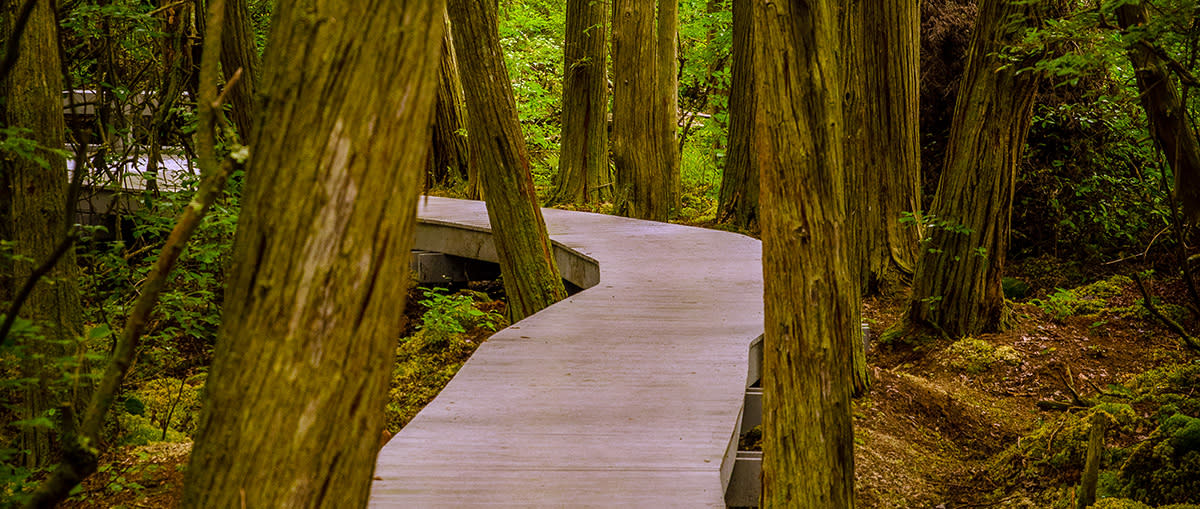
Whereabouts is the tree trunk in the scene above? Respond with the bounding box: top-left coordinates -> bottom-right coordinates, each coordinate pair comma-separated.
657,0 -> 680,212
428,9 -> 471,191
612,0 -> 668,221
1116,2 -> 1200,223
907,0 -> 1042,337
1,0 -> 86,469
447,0 -> 567,321
552,0 -> 610,205
754,0 -> 856,506
220,0 -> 260,141
844,0 -> 922,296
180,1 -> 444,507
716,0 -> 757,230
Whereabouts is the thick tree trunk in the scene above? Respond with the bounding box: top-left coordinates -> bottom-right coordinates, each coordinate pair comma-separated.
552,0 -> 610,204
612,0 -> 669,221
0,0 -> 86,469
908,0 -> 1042,337
219,0 -> 260,141
180,2 -> 444,507
754,0 -> 856,506
428,10 -> 471,191
717,0 -> 757,230
844,0 -> 922,296
657,0 -> 680,212
1116,2 -> 1200,223
447,0 -> 567,321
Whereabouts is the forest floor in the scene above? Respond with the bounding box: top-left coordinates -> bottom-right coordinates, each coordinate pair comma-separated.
54,260 -> 1200,508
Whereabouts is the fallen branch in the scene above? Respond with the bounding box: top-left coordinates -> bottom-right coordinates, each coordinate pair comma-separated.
1132,272 -> 1200,352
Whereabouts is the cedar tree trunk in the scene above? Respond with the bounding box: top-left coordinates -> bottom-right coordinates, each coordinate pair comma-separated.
717,0 -> 758,230
447,0 -> 567,321
429,9 -> 471,191
1116,2 -> 1200,223
0,0 -> 86,469
907,0 -> 1042,337
612,0 -> 669,220
552,0 -> 611,204
657,0 -> 680,211
180,1 -> 443,507
220,0 -> 260,141
754,0 -> 857,505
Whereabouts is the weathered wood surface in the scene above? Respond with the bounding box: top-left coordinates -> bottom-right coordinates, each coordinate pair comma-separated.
371,196 -> 763,507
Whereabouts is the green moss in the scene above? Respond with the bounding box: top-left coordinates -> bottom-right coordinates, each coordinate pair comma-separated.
1091,499 -> 1152,509
1032,274 -> 1133,320
944,337 -> 1022,374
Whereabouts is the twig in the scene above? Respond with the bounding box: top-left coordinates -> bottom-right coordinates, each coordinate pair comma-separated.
1133,272 -> 1200,351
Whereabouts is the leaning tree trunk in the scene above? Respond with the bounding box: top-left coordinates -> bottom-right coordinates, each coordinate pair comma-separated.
551,0 -> 610,205
657,0 -> 680,212
754,0 -> 857,506
181,1 -> 444,507
428,9 -> 471,191
219,0 -> 260,141
0,0 -> 86,469
612,0 -> 668,221
1116,2 -> 1200,223
908,0 -> 1043,337
447,0 -> 567,321
716,0 -> 758,230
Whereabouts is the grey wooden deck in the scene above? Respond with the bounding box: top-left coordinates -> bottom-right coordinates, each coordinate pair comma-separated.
371,197 -> 763,508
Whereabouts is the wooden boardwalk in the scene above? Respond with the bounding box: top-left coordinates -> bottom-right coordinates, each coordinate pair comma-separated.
371,197 -> 763,508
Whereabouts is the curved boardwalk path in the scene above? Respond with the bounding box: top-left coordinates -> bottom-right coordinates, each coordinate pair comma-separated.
371,197 -> 763,507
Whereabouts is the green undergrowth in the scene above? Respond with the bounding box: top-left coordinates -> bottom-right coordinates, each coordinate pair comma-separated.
386,287 -> 507,432
987,362 -> 1200,507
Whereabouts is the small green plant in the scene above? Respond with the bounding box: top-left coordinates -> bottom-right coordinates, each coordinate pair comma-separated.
416,288 -> 504,349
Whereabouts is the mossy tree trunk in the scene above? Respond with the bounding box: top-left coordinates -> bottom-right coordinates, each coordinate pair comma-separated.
907,0 -> 1043,337
754,0 -> 856,505
180,1 -> 444,507
1,0 -> 86,469
219,0 -> 260,141
1116,2 -> 1200,223
553,0 -> 610,205
429,9 -> 471,192
447,0 -> 567,321
612,0 -> 669,221
716,0 -> 757,230
657,0 -> 680,212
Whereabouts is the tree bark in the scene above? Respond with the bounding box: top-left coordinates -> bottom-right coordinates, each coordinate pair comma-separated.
717,0 -> 757,230
612,0 -> 669,221
181,1 -> 444,507
219,0 -> 260,141
428,9 -> 471,192
907,0 -> 1042,337
1116,2 -> 1200,224
552,0 -> 610,205
657,0 -> 680,212
447,0 -> 567,321
843,0 -> 922,296
0,0 -> 86,469
754,0 -> 856,506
